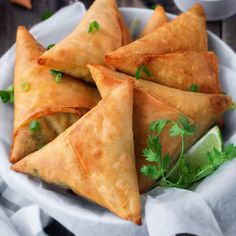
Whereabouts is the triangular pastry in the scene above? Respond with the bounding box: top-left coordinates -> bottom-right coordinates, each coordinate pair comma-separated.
37,0 -> 131,83
12,81 -> 141,224
10,26 -> 100,163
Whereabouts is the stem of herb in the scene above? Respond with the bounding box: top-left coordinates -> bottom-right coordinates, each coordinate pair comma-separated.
165,134 -> 185,179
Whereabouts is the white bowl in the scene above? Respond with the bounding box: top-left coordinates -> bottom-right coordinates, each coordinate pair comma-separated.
174,0 -> 236,21
0,3 -> 236,236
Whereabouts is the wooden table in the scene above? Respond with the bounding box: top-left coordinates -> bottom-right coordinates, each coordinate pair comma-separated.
0,0 -> 235,57
0,0 -> 235,235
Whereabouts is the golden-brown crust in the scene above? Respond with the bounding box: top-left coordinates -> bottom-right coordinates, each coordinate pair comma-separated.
12,27 -> 101,163
10,0 -> 32,9
12,81 -> 141,224
105,4 -> 208,72
89,64 -> 232,192
139,5 -> 168,38
37,0 -> 131,82
106,51 -> 221,94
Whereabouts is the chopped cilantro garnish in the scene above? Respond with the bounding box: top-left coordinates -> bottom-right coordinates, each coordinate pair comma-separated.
88,20 -> 100,33
47,44 -> 55,50
21,82 -> 31,92
50,69 -> 63,83
0,84 -> 14,104
135,65 -> 152,80
189,84 -> 198,92
29,120 -> 41,132
41,10 -> 53,21
0,91 -> 10,103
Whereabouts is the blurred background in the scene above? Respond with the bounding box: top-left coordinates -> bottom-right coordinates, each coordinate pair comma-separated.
0,0 -> 235,57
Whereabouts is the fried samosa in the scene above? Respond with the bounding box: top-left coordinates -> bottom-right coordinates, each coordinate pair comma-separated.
88,64 -> 192,192
105,4 -> 208,72
88,64 -> 232,192
106,51 -> 220,93
37,0 -> 131,83
12,81 -> 141,224
10,26 -> 100,163
10,0 -> 32,9
139,5 -> 168,38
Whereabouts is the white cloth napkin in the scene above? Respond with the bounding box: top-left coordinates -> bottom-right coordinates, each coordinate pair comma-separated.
0,2 -> 236,236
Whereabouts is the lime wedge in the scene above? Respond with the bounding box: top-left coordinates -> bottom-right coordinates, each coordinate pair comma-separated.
185,126 -> 223,170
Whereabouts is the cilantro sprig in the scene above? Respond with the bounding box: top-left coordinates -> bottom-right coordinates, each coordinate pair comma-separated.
0,84 -> 14,104
141,114 -> 236,190
135,65 -> 152,80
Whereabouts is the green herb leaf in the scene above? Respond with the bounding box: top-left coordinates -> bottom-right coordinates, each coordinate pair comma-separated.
178,113 -> 196,135
21,81 -> 31,92
141,165 -> 161,179
135,65 -> 152,80
0,85 -> 14,104
88,20 -> 100,33
0,91 -> 10,103
47,44 -> 55,50
135,66 -> 142,80
189,84 -> 199,92
151,4 -> 157,10
149,120 -> 169,134
50,69 -> 63,83
141,113 -> 236,191
29,120 -> 41,132
41,10 -> 53,21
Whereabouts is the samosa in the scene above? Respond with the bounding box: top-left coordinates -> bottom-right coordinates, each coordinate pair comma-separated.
88,64 -> 232,192
105,4 -> 208,73
12,81 -> 141,224
139,5 -> 168,37
10,26 -> 100,163
37,0 -> 131,83
10,0 -> 32,9
106,51 -> 221,93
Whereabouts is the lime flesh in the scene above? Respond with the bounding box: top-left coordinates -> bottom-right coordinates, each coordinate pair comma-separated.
185,126 -> 223,170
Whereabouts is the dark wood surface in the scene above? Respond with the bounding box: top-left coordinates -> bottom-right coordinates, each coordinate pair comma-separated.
0,0 -> 235,235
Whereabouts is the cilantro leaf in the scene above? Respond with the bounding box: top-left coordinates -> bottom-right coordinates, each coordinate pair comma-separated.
141,165 -> 161,180
178,114 -> 196,135
0,84 -> 14,104
140,113 -> 236,191
0,91 -> 10,103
